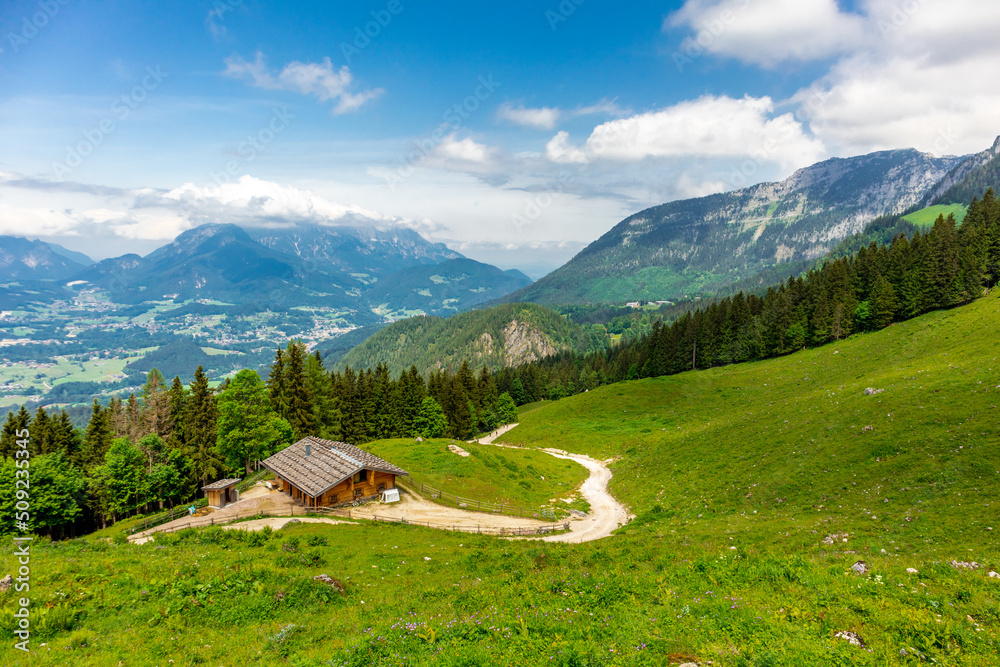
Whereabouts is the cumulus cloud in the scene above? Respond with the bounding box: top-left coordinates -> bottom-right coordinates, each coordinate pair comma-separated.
546,95 -> 825,169
667,0 -> 867,67
430,135 -> 499,164
669,0 -> 1000,157
545,131 -> 589,164
794,0 -> 1000,155
223,52 -> 383,114
0,174 -> 430,250
497,103 -> 562,130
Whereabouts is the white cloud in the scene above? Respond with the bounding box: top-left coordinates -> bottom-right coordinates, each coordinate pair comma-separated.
669,0 -> 1000,157
668,0 -> 867,67
163,175 -> 396,226
545,131 -> 589,164
497,103 -> 562,130
223,52 -> 383,114
431,135 -> 498,164
793,0 -> 1000,156
548,95 -> 825,169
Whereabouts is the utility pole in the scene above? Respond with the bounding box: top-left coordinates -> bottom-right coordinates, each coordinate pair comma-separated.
692,339 -> 697,371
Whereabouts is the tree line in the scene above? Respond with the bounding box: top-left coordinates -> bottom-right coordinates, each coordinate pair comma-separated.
0,344 -> 521,536
530,191 -> 1000,394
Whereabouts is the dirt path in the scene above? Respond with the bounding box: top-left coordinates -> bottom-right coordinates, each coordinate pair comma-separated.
537,449 -> 631,543
481,424 -> 632,543
349,487 -> 554,531
129,485 -> 299,544
478,423 -> 521,446
222,517 -> 356,532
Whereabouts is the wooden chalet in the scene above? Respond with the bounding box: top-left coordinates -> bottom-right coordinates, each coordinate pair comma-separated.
261,436 -> 409,508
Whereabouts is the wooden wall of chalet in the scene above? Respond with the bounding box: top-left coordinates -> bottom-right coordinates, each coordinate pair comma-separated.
274,470 -> 397,507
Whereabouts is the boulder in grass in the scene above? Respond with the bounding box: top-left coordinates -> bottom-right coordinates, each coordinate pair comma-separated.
0,575 -> 12,592
851,560 -> 868,575
906,568 -> 919,574
834,630 -> 866,647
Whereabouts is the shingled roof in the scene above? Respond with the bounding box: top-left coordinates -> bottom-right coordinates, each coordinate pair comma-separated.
261,436 -> 408,498
202,478 -> 241,491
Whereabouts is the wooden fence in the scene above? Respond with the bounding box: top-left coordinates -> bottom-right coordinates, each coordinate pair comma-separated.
398,477 -> 555,521
129,506 -> 353,540
370,514 -> 571,536
125,470 -> 275,536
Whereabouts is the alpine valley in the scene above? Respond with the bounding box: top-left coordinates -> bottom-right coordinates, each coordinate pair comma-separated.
2,136 -> 999,418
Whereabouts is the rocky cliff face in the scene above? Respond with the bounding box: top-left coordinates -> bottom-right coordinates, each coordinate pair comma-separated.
501,320 -> 557,366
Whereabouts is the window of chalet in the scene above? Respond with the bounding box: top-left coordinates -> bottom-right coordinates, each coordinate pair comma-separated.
353,470 -> 368,484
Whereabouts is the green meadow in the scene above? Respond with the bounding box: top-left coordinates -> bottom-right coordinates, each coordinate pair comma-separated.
362,438 -> 588,512
902,204 -> 968,229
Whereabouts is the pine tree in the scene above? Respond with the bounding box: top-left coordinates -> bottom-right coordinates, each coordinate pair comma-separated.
125,393 -> 142,443
284,342 -> 316,439
306,351 -> 339,439
30,406 -> 52,455
185,366 -> 221,486
869,275 -> 899,330
0,406 -> 30,459
266,347 -> 289,420
82,400 -> 114,470
49,410 -> 82,465
107,396 -> 126,438
166,376 -> 188,450
141,368 -> 170,438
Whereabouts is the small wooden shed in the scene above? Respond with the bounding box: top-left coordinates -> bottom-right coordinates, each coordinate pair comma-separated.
202,478 -> 241,509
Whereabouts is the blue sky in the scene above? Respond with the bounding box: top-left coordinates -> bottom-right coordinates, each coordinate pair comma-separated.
1,0 -> 999,277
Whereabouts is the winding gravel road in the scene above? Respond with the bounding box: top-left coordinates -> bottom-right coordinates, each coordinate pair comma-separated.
480,424 -> 632,543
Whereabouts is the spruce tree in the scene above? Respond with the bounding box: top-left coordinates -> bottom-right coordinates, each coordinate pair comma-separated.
185,366 -> 221,486
870,275 -> 899,330
50,410 -> 82,464
284,341 -> 316,439
141,368 -> 170,438
0,406 -> 30,458
82,400 -> 114,470
266,347 -> 289,421
166,376 -> 187,450
30,406 -> 52,455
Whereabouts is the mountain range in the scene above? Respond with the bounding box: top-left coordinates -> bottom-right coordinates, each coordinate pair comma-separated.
0,224 -> 531,318
508,136 -> 1000,305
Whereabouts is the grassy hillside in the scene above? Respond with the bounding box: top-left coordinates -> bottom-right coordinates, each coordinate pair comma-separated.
510,291 -> 1000,533
2,296 -> 998,666
903,204 -> 968,229
338,302 -> 606,375
361,438 -> 588,511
